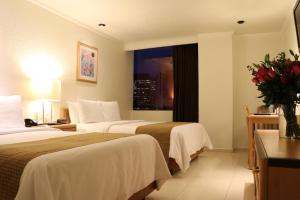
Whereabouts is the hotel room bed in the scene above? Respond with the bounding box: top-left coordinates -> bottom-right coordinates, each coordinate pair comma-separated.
76,120 -> 213,173
0,127 -> 171,200
66,100 -> 213,173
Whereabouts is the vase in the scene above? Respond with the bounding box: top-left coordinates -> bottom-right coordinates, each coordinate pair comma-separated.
279,113 -> 287,138
281,104 -> 300,138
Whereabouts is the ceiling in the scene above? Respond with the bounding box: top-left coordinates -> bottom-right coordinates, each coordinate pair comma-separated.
29,0 -> 297,42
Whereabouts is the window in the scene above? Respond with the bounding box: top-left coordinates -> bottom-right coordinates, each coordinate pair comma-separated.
133,47 -> 173,110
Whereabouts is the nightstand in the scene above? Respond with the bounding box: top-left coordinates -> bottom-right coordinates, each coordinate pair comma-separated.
49,124 -> 77,131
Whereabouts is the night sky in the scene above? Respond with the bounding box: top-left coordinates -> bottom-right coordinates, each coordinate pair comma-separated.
134,47 -> 172,76
134,46 -> 174,110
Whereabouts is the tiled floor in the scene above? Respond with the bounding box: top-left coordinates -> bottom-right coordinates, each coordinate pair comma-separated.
147,151 -> 255,200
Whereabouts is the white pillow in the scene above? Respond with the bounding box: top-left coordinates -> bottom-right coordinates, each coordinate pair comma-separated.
68,102 -> 80,124
0,95 -> 24,128
77,99 -> 104,123
100,101 -> 121,121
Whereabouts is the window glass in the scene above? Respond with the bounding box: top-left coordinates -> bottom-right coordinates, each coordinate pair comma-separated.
134,47 -> 173,110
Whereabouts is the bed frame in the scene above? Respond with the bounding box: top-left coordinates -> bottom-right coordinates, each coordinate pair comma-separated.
129,181 -> 157,200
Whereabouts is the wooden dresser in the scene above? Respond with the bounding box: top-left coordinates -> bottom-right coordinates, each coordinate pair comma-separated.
254,131 -> 300,200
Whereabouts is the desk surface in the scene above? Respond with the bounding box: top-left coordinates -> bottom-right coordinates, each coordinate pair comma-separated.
256,131 -> 300,167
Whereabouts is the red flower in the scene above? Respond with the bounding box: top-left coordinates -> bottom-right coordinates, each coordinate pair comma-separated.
281,76 -> 288,84
283,65 -> 292,77
257,68 -> 268,83
247,51 -> 300,106
267,69 -> 276,79
291,61 -> 300,76
252,77 -> 259,84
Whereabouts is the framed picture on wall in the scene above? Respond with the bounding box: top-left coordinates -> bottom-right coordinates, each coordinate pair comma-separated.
77,42 -> 98,83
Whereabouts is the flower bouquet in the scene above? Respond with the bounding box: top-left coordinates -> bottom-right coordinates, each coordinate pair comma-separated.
247,50 -> 300,138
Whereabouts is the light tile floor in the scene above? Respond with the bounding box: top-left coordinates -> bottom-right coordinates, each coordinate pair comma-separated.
147,151 -> 255,200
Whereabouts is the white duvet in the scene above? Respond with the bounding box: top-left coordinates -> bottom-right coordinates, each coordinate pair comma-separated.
0,127 -> 171,200
77,120 -> 213,172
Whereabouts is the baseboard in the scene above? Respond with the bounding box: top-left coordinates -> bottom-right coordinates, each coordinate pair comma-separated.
207,148 -> 248,153
233,148 -> 248,152
207,148 -> 234,153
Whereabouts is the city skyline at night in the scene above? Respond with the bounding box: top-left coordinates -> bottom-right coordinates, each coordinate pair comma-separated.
134,47 -> 173,110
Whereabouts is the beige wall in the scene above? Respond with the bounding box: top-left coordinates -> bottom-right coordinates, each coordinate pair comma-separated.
232,4 -> 299,149
198,32 -> 234,150
232,32 -> 282,149
127,8 -> 299,149
2,0 -> 295,150
127,31 -> 285,150
281,10 -> 299,55
130,111 -> 172,121
124,35 -> 198,51
126,31 -> 291,150
128,33 -> 235,150
0,0 -> 132,119
128,35 -> 197,122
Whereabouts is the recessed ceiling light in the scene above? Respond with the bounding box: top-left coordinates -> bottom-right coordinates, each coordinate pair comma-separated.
237,20 -> 245,24
98,23 -> 106,27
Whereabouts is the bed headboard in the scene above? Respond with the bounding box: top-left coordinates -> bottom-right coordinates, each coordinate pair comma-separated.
60,107 -> 70,123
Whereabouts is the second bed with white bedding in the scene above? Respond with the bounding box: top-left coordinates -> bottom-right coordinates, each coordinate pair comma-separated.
77,120 -> 213,172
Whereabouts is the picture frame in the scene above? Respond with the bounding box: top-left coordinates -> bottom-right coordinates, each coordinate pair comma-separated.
77,42 -> 98,83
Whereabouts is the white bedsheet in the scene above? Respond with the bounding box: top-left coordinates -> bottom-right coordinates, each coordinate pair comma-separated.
77,120 -> 213,172
0,127 -> 171,200
77,120 -> 144,133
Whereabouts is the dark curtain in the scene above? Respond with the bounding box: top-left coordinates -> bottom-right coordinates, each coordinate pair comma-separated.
172,43 -> 198,122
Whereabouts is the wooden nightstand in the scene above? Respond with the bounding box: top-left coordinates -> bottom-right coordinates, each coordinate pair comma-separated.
49,124 -> 77,131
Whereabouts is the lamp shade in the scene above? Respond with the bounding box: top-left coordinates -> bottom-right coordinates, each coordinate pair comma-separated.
28,79 -> 61,101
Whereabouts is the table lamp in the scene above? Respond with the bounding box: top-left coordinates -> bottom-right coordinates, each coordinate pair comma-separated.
28,79 -> 61,124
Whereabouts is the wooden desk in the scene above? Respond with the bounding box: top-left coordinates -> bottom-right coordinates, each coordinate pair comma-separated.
255,132 -> 300,200
247,114 -> 279,169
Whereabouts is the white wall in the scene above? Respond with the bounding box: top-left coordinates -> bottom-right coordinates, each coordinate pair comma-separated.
281,10 -> 299,54
232,33 -> 282,149
198,32 -> 233,150
0,0 -> 132,120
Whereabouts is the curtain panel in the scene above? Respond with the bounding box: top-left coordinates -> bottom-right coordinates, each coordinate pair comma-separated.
172,43 -> 199,122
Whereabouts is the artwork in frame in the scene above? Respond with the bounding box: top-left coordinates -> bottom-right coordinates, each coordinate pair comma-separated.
77,42 -> 98,83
